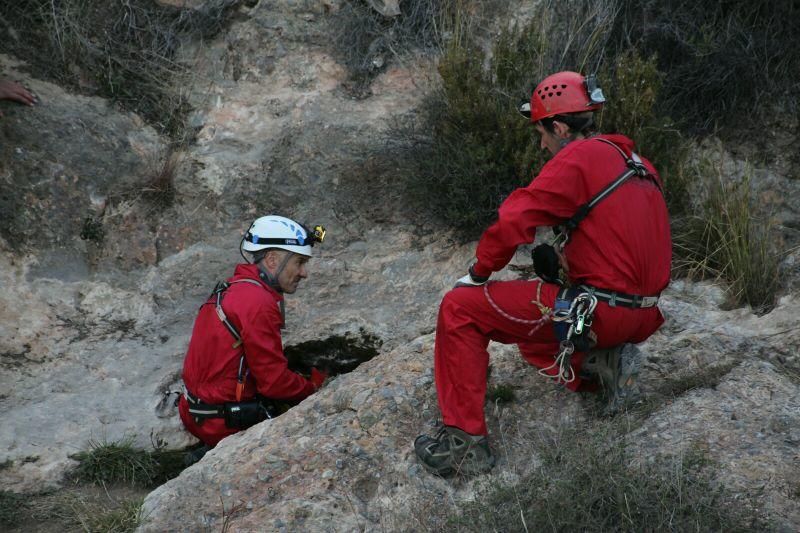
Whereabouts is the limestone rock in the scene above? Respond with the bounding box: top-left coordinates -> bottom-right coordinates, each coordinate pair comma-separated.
140,289 -> 800,531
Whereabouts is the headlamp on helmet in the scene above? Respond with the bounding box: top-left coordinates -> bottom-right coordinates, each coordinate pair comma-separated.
308,224 -> 326,245
239,215 -> 326,262
584,74 -> 606,106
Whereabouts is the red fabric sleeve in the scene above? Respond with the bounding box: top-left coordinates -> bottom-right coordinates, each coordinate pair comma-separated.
239,299 -> 315,403
473,156 -> 587,276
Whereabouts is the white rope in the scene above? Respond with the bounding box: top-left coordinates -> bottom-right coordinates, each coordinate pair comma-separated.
481,282 -> 598,384
537,341 -> 576,383
482,283 -> 552,335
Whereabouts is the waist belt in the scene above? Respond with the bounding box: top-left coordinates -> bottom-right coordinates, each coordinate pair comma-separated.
185,390 -> 226,419
185,390 -> 281,418
581,285 -> 660,309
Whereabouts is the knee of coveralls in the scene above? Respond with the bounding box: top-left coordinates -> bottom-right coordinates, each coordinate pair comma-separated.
434,281 -> 561,435
178,395 -> 238,447
434,288 -> 493,435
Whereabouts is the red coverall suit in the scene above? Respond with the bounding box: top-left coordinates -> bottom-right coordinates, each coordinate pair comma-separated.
179,263 -> 316,445
436,134 -> 671,436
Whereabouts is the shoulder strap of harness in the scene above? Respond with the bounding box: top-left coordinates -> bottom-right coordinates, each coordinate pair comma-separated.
211,278 -> 264,401
561,138 -> 661,233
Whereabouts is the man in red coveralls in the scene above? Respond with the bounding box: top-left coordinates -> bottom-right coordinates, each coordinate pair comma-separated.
414,72 -> 671,476
179,215 -> 327,460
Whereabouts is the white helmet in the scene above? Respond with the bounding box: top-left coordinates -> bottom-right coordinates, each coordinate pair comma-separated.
242,215 -> 324,257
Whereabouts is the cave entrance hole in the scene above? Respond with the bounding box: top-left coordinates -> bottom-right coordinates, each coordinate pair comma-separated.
284,328 -> 382,377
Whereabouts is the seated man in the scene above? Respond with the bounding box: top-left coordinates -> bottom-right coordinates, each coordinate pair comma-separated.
414,72 -> 671,476
179,215 -> 328,458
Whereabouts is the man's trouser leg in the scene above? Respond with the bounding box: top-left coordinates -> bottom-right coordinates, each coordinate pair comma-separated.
434,280 -> 560,436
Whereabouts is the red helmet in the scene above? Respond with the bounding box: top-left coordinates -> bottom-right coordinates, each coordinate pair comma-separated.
521,71 -> 605,123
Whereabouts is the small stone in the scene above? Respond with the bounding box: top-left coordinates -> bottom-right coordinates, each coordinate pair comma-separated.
322,469 -> 334,479
275,519 -> 285,528
352,445 -> 366,457
336,459 -> 345,469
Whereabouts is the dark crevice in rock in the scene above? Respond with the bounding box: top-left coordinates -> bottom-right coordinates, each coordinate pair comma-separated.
284,328 -> 382,377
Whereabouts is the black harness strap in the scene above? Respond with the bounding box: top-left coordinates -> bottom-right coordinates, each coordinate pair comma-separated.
210,278 -> 264,401
561,138 -> 661,233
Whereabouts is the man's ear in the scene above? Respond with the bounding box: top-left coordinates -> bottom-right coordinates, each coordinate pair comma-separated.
261,250 -> 278,270
552,120 -> 571,139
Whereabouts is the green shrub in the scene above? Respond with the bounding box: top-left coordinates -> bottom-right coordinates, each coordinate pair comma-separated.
608,0 -> 800,134
396,0 -> 685,238
81,498 -> 143,533
486,383 -> 516,404
448,432 -> 766,532
0,490 -> 29,527
70,437 -> 186,488
674,161 -> 781,312
18,491 -> 144,533
598,51 -> 691,214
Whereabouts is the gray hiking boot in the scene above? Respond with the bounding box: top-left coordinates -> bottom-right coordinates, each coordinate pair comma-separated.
581,343 -> 642,415
414,426 -> 495,477
183,443 -> 211,467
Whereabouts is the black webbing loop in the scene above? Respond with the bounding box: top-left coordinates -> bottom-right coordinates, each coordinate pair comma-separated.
560,138 -> 659,233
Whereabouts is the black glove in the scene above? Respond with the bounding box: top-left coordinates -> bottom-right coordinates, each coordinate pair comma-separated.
532,244 -> 563,285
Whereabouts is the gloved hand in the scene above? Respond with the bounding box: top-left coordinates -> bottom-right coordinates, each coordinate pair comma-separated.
310,367 -> 328,390
454,265 -> 490,288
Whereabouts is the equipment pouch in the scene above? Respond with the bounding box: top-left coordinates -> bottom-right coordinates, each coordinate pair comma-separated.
532,243 -> 562,284
223,400 -> 268,430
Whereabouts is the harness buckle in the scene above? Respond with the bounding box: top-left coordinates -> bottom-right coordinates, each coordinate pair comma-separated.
641,296 -> 659,308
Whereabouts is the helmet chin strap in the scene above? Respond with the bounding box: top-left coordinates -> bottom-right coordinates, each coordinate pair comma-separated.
257,251 -> 295,293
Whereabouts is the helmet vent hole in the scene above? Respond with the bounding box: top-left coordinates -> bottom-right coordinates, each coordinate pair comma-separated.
556,91 -> 562,96
548,92 -> 553,97
561,84 -> 567,88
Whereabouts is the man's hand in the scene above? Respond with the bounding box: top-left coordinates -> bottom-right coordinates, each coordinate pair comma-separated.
454,265 -> 490,288
0,80 -> 36,106
310,367 -> 328,390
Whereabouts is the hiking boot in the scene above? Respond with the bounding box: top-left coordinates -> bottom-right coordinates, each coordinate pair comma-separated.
183,443 -> 211,467
581,344 -> 642,415
414,426 -> 495,477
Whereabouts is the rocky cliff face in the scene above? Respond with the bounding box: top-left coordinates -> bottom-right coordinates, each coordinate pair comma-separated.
139,285 -> 800,532
0,0 -> 451,492
1,0 -> 798,531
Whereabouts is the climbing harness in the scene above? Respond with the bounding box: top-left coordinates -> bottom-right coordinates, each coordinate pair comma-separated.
184,278 -> 282,429
553,137 -> 661,247
537,287 -> 598,383
212,278 -> 263,401
185,389 -> 281,429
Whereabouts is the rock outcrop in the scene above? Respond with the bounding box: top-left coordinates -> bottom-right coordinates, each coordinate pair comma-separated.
139,286 -> 800,531
0,0 -> 462,492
